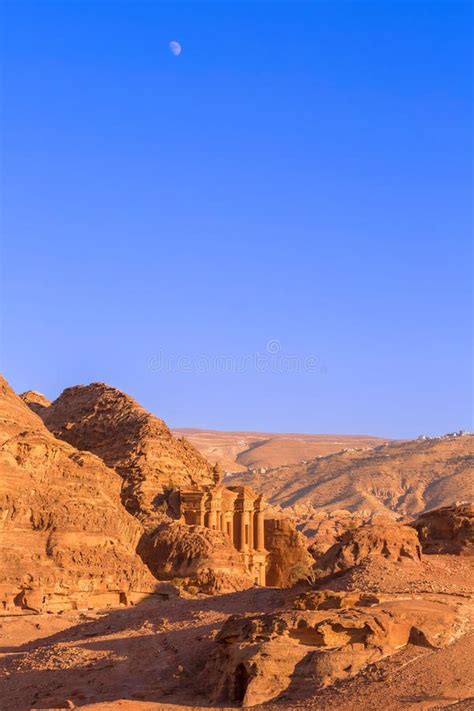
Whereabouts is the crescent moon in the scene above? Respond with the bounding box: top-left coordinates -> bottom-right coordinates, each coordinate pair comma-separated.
169,41 -> 182,56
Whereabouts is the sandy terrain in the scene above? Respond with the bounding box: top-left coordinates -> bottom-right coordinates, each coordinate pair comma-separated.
1,555 -> 473,711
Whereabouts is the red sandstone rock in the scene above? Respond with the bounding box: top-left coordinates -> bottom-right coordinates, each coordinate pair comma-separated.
20,389 -> 51,416
316,522 -> 422,575
293,589 -> 382,610
263,518 -> 314,587
0,376 -> 156,614
40,383 -> 215,528
140,521 -> 253,593
202,597 -> 460,706
411,504 -> 474,555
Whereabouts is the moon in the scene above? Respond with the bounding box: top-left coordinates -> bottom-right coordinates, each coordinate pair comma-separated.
169,41 -> 182,56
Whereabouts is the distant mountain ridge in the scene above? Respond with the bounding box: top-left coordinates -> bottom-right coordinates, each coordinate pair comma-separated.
225,432 -> 474,522
172,427 -> 390,472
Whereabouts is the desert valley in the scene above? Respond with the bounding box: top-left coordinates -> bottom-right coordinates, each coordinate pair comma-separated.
0,376 -> 473,711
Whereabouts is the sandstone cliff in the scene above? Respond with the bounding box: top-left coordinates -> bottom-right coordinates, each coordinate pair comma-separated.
39,383 -> 215,528
0,376 -> 156,614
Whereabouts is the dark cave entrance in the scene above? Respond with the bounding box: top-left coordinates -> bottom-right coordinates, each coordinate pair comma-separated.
233,663 -> 249,703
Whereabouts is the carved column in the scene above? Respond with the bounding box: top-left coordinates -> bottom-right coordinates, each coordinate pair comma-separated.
255,511 -> 265,551
208,510 -> 217,530
240,511 -> 247,551
248,509 -> 254,550
197,504 -> 205,527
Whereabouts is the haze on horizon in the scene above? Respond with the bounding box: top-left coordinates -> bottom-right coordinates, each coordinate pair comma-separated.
1,1 -> 472,439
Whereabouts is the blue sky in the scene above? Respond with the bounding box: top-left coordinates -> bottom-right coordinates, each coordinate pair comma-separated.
1,1 -> 472,438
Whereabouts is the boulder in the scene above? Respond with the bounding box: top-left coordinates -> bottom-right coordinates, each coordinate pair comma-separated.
140,521 -> 253,594
411,504 -> 474,555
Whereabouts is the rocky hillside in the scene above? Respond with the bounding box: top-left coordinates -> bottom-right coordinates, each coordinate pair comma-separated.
0,375 -> 156,613
37,383 -> 215,528
173,427 -> 389,472
226,433 -> 473,526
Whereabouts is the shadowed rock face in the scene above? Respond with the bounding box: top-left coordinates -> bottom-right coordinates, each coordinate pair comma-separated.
315,522 -> 422,575
264,518 -> 314,587
412,504 -> 474,555
140,521 -> 253,593
202,593 -> 460,706
0,376 -> 156,614
39,383 -> 214,529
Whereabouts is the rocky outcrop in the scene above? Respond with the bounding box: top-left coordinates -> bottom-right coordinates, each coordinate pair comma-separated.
140,521 -> 253,593
316,522 -> 422,575
299,508 -> 394,556
293,589 -> 382,610
20,390 -> 51,416
0,376 -> 156,614
40,383 -> 215,528
264,518 -> 314,587
201,595 -> 460,706
412,504 -> 474,555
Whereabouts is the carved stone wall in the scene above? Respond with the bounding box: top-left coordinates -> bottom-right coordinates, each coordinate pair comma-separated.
179,484 -> 267,585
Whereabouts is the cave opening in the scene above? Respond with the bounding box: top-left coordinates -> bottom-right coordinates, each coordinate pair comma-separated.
233,663 -> 249,703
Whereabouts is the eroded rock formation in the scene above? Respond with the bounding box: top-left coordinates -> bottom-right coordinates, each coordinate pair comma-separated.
202,594 -> 460,706
293,589 -> 382,610
412,504 -> 474,555
0,376 -> 156,614
139,521 -> 253,593
40,383 -> 215,528
26,382 -> 279,589
264,518 -> 314,587
20,389 -> 51,416
316,522 -> 422,575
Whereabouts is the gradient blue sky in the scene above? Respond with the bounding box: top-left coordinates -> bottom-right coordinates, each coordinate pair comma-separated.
1,1 -> 472,438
